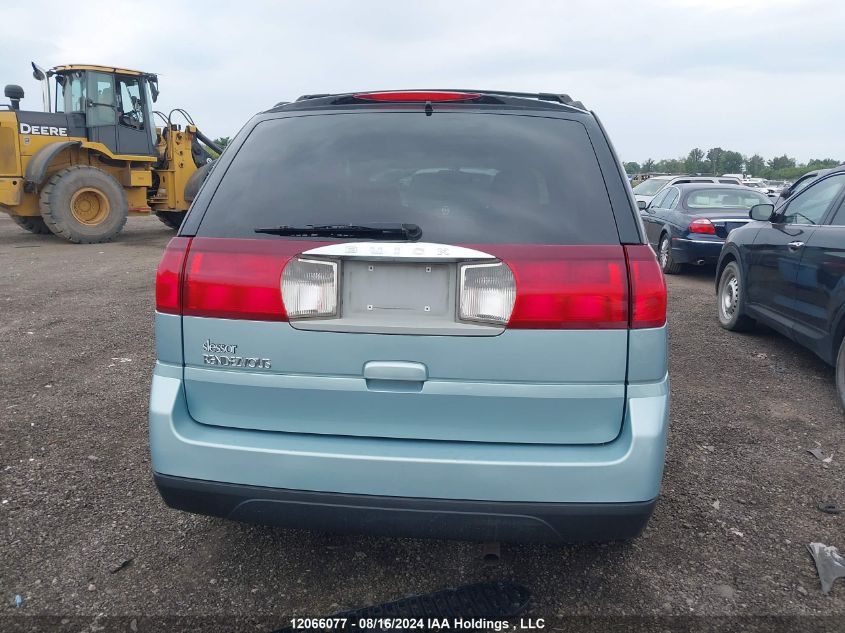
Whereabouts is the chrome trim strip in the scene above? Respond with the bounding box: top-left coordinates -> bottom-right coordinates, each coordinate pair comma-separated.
302,242 -> 497,261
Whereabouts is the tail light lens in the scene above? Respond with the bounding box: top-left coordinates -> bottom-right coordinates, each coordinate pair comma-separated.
282,258 -> 339,319
155,237 -> 191,314
459,262 -> 516,325
162,238 -> 666,331
489,246 -> 629,329
689,218 -> 716,234
625,245 -> 667,329
181,238 -> 304,321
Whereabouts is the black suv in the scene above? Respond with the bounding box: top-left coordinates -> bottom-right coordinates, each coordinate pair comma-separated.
716,165 -> 845,409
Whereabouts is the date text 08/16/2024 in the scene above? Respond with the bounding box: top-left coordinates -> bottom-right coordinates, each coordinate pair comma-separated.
287,618 -> 546,631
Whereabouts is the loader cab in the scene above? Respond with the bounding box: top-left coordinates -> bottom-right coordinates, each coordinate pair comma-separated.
52,65 -> 158,158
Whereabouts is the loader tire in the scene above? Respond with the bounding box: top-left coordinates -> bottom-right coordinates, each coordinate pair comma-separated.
155,211 -> 184,230
39,166 -> 128,244
11,215 -> 52,235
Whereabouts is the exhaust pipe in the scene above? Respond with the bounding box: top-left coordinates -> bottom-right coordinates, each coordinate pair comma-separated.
481,542 -> 501,566
195,129 -> 225,155
4,85 -> 24,110
31,62 -> 51,113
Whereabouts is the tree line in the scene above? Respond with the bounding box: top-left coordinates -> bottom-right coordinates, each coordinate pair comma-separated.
207,137 -> 839,182
624,148 -> 841,181
205,137 -> 232,159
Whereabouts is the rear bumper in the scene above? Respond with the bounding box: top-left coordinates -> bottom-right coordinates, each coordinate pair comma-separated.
671,237 -> 724,264
154,473 -> 656,542
149,361 -> 670,542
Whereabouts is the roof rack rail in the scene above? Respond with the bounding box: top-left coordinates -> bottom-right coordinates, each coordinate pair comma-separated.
291,90 -> 587,109
441,90 -> 587,109
296,94 -> 332,101
550,93 -> 586,109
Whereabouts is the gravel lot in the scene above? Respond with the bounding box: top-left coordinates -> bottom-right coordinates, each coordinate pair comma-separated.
1,215 -> 843,631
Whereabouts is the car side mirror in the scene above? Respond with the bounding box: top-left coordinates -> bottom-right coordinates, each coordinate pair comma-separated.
637,200 -> 647,210
749,203 -> 775,222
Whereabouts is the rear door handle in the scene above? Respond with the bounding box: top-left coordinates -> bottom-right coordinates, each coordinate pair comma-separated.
363,361 -> 427,382
788,241 -> 805,251
363,361 -> 427,393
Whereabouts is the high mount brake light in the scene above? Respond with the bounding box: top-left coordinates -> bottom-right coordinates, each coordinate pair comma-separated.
353,91 -> 482,102
688,218 -> 716,235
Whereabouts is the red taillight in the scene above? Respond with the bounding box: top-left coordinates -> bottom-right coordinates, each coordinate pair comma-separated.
353,91 -> 481,102
155,237 -> 191,314
487,246 -> 629,329
688,218 -> 716,234
163,238 -> 667,331
625,245 -> 667,329
181,238 -> 321,321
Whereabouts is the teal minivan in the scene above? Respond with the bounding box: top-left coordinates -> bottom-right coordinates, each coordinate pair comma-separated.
150,90 -> 669,542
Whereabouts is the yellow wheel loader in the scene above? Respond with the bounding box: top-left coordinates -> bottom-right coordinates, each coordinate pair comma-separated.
0,63 -> 220,243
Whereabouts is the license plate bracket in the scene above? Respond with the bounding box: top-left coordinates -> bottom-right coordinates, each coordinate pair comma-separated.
342,261 -> 452,319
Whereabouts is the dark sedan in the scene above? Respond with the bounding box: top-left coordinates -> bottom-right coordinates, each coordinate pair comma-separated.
638,184 -> 770,274
716,167 -> 845,409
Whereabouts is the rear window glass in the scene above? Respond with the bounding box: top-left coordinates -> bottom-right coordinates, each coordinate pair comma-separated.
685,188 -> 769,210
197,112 -> 619,244
632,178 -> 669,196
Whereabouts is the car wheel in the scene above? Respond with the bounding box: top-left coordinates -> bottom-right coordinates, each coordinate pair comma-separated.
658,234 -> 682,274
717,261 -> 755,332
836,337 -> 845,412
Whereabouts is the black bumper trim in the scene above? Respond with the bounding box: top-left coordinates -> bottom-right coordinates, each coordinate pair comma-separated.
154,473 -> 656,543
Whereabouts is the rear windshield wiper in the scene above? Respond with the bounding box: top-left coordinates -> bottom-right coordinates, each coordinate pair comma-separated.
254,223 -> 422,241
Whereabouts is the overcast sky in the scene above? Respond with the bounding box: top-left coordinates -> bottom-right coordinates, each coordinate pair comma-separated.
2,0 -> 842,163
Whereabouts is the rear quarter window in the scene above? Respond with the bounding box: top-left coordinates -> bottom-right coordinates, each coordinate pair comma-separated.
196,112 -> 621,244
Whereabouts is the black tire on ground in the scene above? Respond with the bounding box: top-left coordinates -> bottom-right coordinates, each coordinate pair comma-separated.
836,336 -> 845,412
11,214 -> 52,235
717,260 -> 755,332
39,166 -> 128,244
658,234 -> 683,274
155,211 -> 184,230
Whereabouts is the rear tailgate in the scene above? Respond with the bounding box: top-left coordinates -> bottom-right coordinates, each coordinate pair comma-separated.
182,321 -> 627,445
178,239 -> 630,445
176,107 -> 644,445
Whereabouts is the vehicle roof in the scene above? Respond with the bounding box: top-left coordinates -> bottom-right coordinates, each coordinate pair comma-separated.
647,174 -> 737,181
673,175 -> 739,180
815,165 -> 845,176
265,90 -> 590,115
673,183 -> 768,191
51,64 -> 152,77
795,165 -> 845,181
